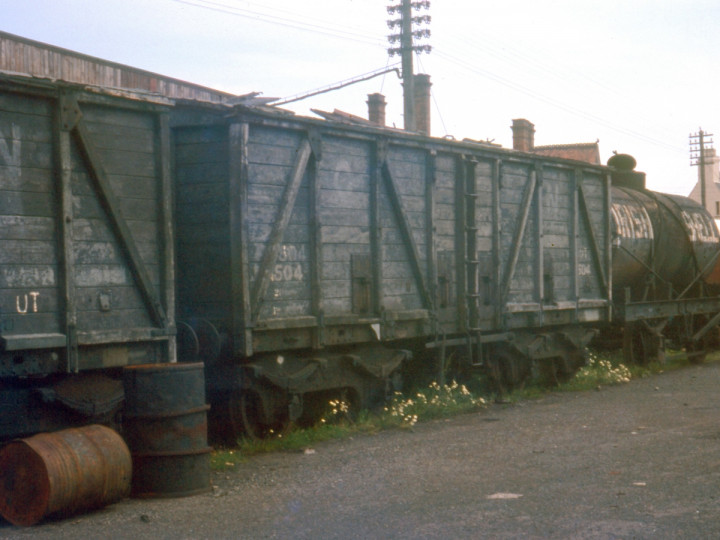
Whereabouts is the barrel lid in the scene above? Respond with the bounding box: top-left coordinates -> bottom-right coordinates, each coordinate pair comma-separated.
0,441 -> 50,526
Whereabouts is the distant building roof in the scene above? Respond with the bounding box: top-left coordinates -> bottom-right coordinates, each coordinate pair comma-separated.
532,142 -> 602,165
311,108 -> 375,126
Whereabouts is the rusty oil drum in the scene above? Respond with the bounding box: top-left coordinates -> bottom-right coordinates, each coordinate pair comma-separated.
0,424 -> 131,526
122,362 -> 211,497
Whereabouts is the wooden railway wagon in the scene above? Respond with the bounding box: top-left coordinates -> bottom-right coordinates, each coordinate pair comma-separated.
0,73 -> 175,439
172,101 -> 612,437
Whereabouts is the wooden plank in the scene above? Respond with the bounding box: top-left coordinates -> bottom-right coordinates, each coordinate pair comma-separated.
0,191 -> 55,217
319,168 -> 371,193
249,124 -> 304,148
175,160 -> 227,179
173,125 -> 225,145
70,217 -> 154,244
321,136 -> 371,158
0,91 -> 53,117
250,137 -> 312,320
320,189 -> 369,210
71,172 -> 158,200
82,123 -> 154,154
81,103 -> 157,131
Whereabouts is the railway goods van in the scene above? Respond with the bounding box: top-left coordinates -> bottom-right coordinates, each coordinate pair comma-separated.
172,101 -> 612,437
0,74 -> 175,439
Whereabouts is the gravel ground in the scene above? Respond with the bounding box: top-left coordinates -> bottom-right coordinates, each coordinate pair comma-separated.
3,360 -> 720,539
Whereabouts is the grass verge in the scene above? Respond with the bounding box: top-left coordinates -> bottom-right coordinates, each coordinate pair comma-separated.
211,348 -> 716,469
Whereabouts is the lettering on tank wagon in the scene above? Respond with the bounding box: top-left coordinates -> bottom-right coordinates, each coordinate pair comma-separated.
270,244 -> 306,283
681,210 -> 720,243
610,202 -> 653,240
0,124 -> 22,181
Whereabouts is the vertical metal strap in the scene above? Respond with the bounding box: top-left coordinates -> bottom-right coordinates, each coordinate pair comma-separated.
308,131 -> 324,349
228,122 -> 253,357
157,112 -> 176,362
56,95 -> 78,372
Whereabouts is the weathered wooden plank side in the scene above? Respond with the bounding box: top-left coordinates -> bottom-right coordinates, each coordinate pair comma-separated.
171,108 -> 613,354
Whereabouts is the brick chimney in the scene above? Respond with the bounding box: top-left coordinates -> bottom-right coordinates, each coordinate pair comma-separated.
511,118 -> 535,152
367,93 -> 386,127
413,74 -> 432,136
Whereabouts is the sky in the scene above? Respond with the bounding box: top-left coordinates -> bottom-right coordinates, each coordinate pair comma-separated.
3,0 -> 720,195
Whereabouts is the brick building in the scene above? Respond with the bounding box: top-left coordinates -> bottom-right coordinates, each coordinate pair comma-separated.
511,118 -> 601,165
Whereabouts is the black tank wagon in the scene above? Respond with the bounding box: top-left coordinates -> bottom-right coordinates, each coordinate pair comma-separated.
606,155 -> 720,364
0,73 -> 176,439
171,101 -> 612,437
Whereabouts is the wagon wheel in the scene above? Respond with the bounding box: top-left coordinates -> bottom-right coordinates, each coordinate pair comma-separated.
540,349 -> 585,386
686,316 -> 720,365
686,340 -> 708,365
623,323 -> 664,366
227,390 -> 290,441
485,344 -> 530,395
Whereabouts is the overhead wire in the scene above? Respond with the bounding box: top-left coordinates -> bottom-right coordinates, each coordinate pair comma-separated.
439,32 -> 681,144
168,0 -> 687,154
432,47 -> 685,154
171,0 -> 387,46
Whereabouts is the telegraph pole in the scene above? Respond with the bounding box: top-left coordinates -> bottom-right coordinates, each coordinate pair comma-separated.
387,0 -> 431,131
690,129 -> 714,210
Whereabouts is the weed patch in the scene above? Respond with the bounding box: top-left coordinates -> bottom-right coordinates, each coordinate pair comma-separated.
211,349 -> 715,467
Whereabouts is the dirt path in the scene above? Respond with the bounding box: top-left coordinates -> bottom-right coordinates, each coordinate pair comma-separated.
4,360 -> 720,539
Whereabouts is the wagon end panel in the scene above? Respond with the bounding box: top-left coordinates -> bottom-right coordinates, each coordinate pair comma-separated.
174,124 -> 232,331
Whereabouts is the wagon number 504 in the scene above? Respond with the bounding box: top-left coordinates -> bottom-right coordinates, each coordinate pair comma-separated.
270,245 -> 306,282
271,263 -> 303,282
